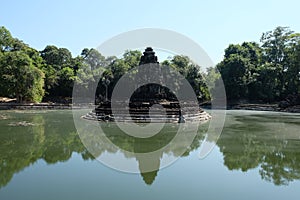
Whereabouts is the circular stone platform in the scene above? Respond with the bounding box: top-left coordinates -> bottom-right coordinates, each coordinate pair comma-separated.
82,100 -> 211,123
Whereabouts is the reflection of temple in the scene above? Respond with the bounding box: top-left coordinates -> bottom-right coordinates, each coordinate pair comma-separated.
2,111 -> 300,187
79,120 -> 208,185
84,47 -> 211,123
141,170 -> 159,185
134,137 -> 163,185
136,154 -> 161,185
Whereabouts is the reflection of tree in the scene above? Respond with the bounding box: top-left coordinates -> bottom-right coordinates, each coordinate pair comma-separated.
217,113 -> 300,185
0,112 -> 87,189
260,150 -> 300,185
0,111 -> 208,187
4,111 -> 296,187
5,111 -> 300,187
41,120 -> 85,164
0,115 -> 45,188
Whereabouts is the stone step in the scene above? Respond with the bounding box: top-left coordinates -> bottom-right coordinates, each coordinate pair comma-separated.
83,110 -> 211,123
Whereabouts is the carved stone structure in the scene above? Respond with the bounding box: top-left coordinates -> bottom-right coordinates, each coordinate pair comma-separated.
139,47 -> 159,65
83,47 -> 211,123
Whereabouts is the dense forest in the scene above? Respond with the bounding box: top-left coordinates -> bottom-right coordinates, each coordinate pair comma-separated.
217,26 -> 300,105
0,26 -> 299,105
0,26 -> 208,103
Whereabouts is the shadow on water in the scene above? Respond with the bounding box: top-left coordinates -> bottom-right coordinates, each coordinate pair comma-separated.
1,110 -> 300,187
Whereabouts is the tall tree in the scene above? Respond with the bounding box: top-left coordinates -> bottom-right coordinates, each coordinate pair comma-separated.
40,45 -> 75,97
285,33 -> 300,96
0,26 -> 14,52
75,48 -> 115,100
0,27 -> 45,102
0,51 -> 44,102
260,27 -> 294,97
217,44 -> 255,101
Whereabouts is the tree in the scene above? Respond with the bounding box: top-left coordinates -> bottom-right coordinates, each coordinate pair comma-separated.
0,26 -> 45,102
40,45 -> 72,69
217,45 -> 251,101
260,26 -> 292,64
167,55 -> 209,100
170,55 -> 190,76
0,51 -> 44,102
75,48 -> 115,100
285,33 -> 300,96
218,42 -> 263,102
40,45 -> 75,97
260,26 -> 294,98
256,63 -> 281,102
204,66 -> 221,98
123,50 -> 142,68
80,48 -> 106,70
217,27 -> 299,103
186,64 -> 209,100
0,26 -> 14,52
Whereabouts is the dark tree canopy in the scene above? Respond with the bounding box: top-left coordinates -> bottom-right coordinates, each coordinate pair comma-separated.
0,26 -> 299,104
216,26 -> 300,104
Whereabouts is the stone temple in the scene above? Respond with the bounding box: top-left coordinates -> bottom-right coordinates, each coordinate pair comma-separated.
83,47 -> 211,123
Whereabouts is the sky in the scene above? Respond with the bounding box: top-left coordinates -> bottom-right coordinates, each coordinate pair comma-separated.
1,0 -> 300,64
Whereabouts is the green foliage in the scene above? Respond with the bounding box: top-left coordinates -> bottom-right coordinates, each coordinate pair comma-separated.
75,49 -> 210,102
167,55 -> 209,100
218,27 -> 300,103
217,42 -> 262,101
75,48 -> 114,99
123,50 -> 142,68
204,66 -> 221,94
0,26 -> 14,52
0,27 -> 45,102
40,45 -> 76,97
0,51 -> 44,102
1,25 -> 299,104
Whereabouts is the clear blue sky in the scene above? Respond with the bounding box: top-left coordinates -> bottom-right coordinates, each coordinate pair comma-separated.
1,0 -> 299,63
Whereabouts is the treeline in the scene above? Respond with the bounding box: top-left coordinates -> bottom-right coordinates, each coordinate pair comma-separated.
0,26 -> 299,104
216,26 -> 300,104
0,26 -> 208,103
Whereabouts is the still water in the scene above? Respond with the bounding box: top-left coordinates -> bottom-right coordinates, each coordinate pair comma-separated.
0,110 -> 300,200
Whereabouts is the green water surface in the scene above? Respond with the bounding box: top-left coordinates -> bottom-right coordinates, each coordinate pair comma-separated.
0,110 -> 300,200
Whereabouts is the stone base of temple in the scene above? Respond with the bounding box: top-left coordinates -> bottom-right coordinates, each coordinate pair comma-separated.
82,100 -> 211,123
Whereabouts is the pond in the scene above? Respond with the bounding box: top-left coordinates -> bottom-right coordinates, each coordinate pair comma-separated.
0,110 -> 300,200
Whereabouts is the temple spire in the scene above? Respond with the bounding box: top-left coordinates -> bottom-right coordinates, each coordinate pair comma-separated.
139,47 -> 159,65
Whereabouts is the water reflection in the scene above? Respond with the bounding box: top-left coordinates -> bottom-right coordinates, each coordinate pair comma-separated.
74,116 -> 208,184
218,111 -> 300,185
0,111 -> 92,189
1,110 -> 300,188
0,111 -> 206,187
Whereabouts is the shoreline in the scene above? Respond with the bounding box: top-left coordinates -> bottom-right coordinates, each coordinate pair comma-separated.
228,103 -> 300,113
0,102 -> 300,113
0,102 -> 94,110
